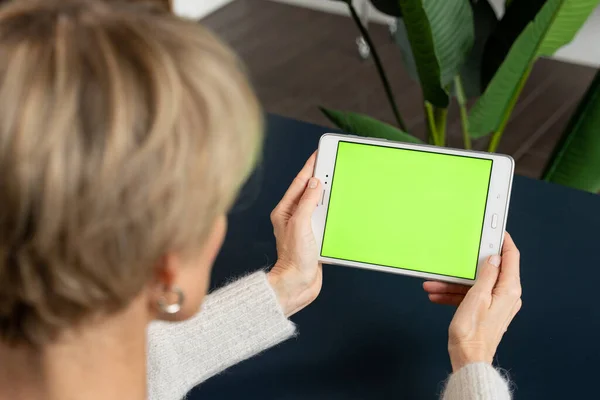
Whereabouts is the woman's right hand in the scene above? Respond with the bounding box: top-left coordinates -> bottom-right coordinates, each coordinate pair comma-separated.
423,232 -> 522,372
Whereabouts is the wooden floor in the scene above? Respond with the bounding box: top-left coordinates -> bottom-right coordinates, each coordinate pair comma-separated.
202,0 -> 597,178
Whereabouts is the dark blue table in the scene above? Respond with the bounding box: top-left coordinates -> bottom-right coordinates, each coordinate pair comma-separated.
191,114 -> 600,399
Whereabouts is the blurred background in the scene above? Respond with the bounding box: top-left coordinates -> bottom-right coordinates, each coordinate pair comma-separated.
177,0 -> 600,182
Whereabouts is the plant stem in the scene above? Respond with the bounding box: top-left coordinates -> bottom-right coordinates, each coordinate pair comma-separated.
453,76 -> 472,150
347,2 -> 408,132
488,65 -> 533,153
425,102 -> 439,145
487,126 -> 504,153
434,107 -> 448,147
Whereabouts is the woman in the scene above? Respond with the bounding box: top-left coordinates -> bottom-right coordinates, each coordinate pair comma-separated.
0,1 -> 522,400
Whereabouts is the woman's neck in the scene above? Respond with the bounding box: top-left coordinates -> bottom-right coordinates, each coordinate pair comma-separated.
0,296 -> 150,400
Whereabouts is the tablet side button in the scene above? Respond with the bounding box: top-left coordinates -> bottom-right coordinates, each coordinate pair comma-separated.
491,214 -> 499,229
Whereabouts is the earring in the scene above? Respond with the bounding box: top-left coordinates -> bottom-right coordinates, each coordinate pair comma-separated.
157,286 -> 185,314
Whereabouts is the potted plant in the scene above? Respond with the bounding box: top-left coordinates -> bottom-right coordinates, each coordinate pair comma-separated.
321,0 -> 600,193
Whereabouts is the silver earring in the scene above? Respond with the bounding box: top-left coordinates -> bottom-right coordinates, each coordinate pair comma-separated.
157,286 -> 185,314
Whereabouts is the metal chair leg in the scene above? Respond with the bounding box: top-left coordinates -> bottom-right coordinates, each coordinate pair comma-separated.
355,0 -> 371,59
388,19 -> 397,38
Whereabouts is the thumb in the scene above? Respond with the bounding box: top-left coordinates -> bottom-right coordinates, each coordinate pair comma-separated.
294,177 -> 321,220
473,255 -> 501,294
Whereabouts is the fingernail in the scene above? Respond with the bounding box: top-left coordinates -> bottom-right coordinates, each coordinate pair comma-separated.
308,178 -> 318,189
488,255 -> 501,267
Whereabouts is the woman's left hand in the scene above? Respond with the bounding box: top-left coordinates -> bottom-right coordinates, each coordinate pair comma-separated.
268,152 -> 323,317
423,233 -> 522,371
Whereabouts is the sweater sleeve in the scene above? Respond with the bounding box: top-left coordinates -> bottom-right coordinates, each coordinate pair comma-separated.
442,363 -> 512,400
146,271 -> 296,400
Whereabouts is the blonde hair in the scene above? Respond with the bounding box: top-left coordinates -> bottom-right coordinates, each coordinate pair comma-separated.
0,0 -> 263,346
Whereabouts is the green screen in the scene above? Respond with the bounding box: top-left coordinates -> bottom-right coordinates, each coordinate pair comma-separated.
321,142 -> 492,280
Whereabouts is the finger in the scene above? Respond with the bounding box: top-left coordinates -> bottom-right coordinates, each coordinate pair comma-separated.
294,177 -> 322,220
428,293 -> 464,307
423,281 -> 470,295
472,254 -> 502,294
272,152 -> 317,220
497,232 -> 521,287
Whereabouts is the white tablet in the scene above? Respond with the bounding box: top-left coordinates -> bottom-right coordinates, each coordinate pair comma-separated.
312,133 -> 515,285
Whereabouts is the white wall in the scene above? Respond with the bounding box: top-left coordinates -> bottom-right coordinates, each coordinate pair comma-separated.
554,7 -> 600,67
271,0 -> 394,24
271,0 -> 600,67
173,0 -> 235,19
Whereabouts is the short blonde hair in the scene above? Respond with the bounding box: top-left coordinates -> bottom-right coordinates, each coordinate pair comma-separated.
0,0 -> 263,346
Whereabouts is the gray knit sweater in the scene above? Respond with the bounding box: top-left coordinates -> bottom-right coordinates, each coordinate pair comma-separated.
147,272 -> 511,400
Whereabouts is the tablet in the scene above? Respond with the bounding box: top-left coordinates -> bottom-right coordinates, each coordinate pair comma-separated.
312,133 -> 514,285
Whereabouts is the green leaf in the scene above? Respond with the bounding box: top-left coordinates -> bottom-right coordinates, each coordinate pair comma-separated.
398,0 -> 474,107
480,0 -> 546,89
456,0 -> 499,98
319,107 -> 423,144
394,0 -> 497,99
469,0 -> 600,138
543,70 -> 600,193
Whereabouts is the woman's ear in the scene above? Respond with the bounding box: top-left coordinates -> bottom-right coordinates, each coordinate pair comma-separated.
147,216 -> 228,322
147,254 -> 186,322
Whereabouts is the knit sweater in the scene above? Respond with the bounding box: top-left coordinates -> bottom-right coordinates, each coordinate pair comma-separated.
147,272 -> 511,400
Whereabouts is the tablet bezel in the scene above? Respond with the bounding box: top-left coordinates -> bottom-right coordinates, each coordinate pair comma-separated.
312,133 -> 515,286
